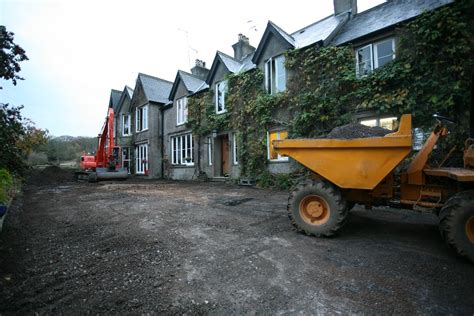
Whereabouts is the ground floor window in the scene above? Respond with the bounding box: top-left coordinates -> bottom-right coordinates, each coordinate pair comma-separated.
171,133 -> 194,166
267,130 -> 288,161
232,133 -> 238,165
122,147 -> 131,173
135,143 -> 148,174
208,136 -> 212,166
359,116 -> 397,130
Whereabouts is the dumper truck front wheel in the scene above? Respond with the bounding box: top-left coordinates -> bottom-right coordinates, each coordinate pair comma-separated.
439,192 -> 474,263
288,180 -> 348,237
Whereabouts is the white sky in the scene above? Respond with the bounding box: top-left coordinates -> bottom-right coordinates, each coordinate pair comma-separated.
0,0 -> 384,137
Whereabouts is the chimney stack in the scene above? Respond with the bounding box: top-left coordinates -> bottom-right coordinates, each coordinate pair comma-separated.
232,34 -> 256,61
191,59 -> 209,80
333,0 -> 357,16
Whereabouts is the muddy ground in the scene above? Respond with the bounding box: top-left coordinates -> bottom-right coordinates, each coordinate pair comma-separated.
0,169 -> 473,314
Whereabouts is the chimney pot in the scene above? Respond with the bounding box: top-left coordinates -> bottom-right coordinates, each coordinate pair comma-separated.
232,33 -> 256,61
333,0 -> 357,16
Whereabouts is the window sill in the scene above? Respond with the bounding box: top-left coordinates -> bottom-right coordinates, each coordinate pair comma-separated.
215,110 -> 227,115
176,122 -> 187,127
135,129 -> 149,134
170,164 -> 195,168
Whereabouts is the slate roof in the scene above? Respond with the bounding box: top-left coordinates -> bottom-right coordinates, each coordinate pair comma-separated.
126,85 -> 134,99
109,89 -> 122,110
253,15 -> 347,64
169,70 -> 209,100
292,14 -> 348,47
138,73 -> 173,104
207,51 -> 256,84
331,0 -> 454,45
116,85 -> 134,114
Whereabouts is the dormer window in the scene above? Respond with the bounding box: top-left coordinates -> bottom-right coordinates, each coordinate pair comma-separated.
215,80 -> 228,114
177,97 -> 188,125
265,55 -> 286,94
356,38 -> 396,77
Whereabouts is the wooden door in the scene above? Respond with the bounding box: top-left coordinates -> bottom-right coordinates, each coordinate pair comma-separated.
221,136 -> 230,176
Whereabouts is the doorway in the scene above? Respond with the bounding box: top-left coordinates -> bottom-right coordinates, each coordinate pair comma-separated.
218,135 -> 230,177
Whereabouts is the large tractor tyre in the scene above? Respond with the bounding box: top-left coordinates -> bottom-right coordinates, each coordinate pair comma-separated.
287,180 -> 348,237
439,192 -> 474,263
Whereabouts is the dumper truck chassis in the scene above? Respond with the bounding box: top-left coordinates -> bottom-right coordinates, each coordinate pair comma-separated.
274,115 -> 474,262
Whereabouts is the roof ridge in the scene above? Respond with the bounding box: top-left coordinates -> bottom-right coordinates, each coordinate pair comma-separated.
349,0 -> 393,19
138,72 -> 173,84
268,20 -> 294,41
290,14 -> 336,35
217,50 -> 240,62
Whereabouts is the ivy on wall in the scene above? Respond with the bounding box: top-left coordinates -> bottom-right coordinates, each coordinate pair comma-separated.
187,1 -> 473,181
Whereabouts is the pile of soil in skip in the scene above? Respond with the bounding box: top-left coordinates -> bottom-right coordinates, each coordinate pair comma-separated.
27,165 -> 74,186
326,123 -> 392,139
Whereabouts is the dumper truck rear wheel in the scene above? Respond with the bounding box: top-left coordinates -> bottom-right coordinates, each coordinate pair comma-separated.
288,180 -> 348,237
439,191 -> 474,263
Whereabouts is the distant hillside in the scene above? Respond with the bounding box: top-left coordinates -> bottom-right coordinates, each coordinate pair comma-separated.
28,136 -> 98,166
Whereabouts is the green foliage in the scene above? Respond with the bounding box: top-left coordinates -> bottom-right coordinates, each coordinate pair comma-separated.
354,1 -> 473,141
0,169 -> 14,204
286,46 -> 356,137
0,104 -> 25,174
0,25 -> 28,88
257,170 -> 295,190
0,104 -> 47,174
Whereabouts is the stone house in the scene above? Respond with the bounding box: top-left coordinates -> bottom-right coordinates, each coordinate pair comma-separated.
114,85 -> 134,172
129,73 -> 173,178
164,61 -> 209,180
328,0 -> 453,128
200,34 -> 256,179
104,0 -> 454,181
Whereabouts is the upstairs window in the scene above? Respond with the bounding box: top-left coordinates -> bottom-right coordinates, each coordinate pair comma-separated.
215,80 -> 228,114
265,55 -> 286,94
356,38 -> 396,77
122,114 -> 131,136
267,130 -> 289,161
136,105 -> 148,132
177,97 -> 188,125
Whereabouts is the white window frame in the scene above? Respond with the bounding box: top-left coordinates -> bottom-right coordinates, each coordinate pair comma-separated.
215,80 -> 228,114
267,130 -> 289,162
208,136 -> 213,166
136,105 -> 148,132
356,37 -> 396,78
177,97 -> 188,125
232,133 -> 238,165
122,114 -> 131,136
374,38 -> 396,69
171,133 -> 194,166
265,55 -> 286,95
359,116 -> 397,130
135,143 -> 148,175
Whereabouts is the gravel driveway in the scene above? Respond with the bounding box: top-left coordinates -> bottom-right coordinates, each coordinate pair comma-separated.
0,170 -> 473,314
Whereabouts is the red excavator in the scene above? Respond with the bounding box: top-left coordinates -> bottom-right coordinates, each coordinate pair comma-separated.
76,107 -> 128,182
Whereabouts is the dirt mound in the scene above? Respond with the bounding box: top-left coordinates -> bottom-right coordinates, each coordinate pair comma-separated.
28,166 -> 74,186
326,123 -> 392,139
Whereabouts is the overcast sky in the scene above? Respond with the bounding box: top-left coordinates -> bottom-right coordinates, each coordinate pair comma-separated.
1,0 -> 384,137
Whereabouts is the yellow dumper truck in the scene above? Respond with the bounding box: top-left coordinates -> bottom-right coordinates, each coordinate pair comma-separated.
273,114 -> 474,262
